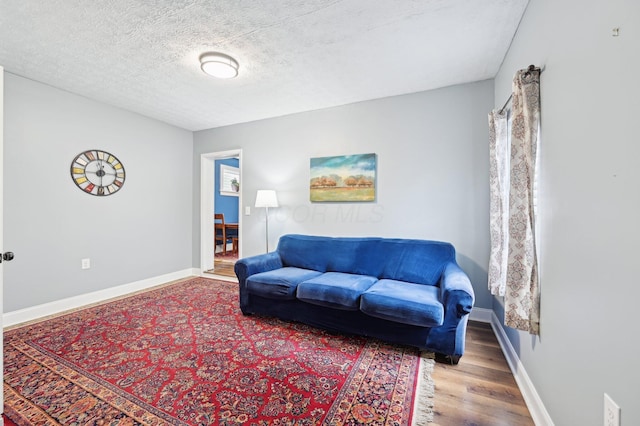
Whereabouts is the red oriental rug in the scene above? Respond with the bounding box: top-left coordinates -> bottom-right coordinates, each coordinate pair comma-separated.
214,251 -> 238,260
3,277 -> 434,425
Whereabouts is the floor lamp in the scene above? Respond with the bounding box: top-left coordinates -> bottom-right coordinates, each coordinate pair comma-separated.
255,190 -> 278,253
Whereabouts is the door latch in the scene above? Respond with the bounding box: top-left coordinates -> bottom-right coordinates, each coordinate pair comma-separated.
1,252 -> 15,263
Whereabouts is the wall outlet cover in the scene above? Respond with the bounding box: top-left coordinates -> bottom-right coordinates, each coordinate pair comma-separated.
604,393 -> 620,426
81,258 -> 91,269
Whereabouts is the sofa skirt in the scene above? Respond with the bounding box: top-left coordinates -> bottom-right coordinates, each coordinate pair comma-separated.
240,293 -> 437,350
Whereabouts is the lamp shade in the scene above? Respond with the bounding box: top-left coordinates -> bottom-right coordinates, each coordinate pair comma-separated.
255,190 -> 278,208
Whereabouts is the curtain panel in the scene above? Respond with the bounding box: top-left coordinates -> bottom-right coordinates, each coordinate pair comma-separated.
488,110 -> 509,297
489,67 -> 541,335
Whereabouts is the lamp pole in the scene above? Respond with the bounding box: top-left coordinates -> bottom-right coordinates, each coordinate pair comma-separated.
264,206 -> 270,253
255,189 -> 278,254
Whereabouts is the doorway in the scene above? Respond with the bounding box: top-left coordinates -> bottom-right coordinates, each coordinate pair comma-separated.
200,149 -> 242,278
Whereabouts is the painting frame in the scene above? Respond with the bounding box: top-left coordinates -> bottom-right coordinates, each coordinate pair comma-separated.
309,153 -> 376,202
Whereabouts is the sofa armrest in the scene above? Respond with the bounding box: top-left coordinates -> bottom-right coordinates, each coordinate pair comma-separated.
440,262 -> 475,317
425,262 -> 475,358
234,252 -> 284,313
234,252 -> 284,285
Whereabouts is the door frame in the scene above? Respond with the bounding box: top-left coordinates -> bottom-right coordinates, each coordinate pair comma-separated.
200,149 -> 242,273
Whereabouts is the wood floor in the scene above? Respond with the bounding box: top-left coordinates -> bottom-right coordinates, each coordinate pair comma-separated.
430,321 -> 534,426
204,258 -> 237,278
213,259 -> 236,277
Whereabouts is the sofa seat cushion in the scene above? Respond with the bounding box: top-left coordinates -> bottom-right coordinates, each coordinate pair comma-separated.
360,279 -> 444,327
247,267 -> 322,300
297,272 -> 378,310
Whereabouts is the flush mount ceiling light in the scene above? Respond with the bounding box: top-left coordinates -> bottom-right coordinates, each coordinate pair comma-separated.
199,52 -> 239,79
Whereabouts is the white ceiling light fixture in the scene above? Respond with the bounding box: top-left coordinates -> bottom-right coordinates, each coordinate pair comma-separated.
199,52 -> 239,79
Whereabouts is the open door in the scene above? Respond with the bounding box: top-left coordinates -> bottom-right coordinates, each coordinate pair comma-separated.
1,64 -> 5,420
0,66 -> 16,421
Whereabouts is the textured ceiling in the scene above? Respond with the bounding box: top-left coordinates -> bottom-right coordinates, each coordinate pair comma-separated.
0,0 -> 528,131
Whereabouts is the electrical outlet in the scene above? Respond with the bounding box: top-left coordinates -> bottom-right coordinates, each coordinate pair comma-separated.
245,206 -> 251,215
604,393 -> 620,426
81,258 -> 91,270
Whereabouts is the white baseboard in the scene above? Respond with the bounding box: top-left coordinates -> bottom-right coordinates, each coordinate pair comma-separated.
3,268 -> 198,328
470,307 -> 493,323
488,311 -> 554,426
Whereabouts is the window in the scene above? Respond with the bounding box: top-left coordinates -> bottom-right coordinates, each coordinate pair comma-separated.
220,164 -> 239,196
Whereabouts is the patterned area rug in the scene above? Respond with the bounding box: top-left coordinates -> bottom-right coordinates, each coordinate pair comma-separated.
4,277 -> 434,425
214,251 -> 238,260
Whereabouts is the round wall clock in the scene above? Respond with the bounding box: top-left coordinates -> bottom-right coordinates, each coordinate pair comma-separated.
70,149 -> 126,196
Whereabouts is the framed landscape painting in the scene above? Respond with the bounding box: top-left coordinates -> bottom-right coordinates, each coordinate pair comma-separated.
310,153 -> 376,202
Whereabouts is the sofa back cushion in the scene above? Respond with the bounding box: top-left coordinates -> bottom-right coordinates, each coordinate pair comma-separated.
277,234 -> 382,275
276,234 -> 455,286
378,239 -> 455,285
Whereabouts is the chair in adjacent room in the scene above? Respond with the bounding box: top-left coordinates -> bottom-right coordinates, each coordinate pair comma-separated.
226,223 -> 239,255
214,213 -> 227,255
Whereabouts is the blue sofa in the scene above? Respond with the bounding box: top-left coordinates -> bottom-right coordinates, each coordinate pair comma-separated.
234,234 -> 475,363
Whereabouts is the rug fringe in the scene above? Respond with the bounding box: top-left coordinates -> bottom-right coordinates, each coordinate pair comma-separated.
412,352 -> 435,425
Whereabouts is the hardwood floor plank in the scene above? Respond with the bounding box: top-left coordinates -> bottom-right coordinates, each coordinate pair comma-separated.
429,321 -> 534,425
209,258 -> 236,277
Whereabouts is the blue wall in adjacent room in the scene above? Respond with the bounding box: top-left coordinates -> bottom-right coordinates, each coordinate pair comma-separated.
214,158 -> 239,223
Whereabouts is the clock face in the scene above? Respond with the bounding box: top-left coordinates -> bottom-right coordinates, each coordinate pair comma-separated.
70,150 -> 125,196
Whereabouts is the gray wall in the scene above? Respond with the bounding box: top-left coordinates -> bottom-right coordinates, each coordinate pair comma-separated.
495,0 -> 639,424
194,80 -> 495,309
3,73 -> 193,312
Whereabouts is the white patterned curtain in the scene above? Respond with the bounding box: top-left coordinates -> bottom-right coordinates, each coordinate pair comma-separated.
488,110 -> 509,297
489,67 -> 541,335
